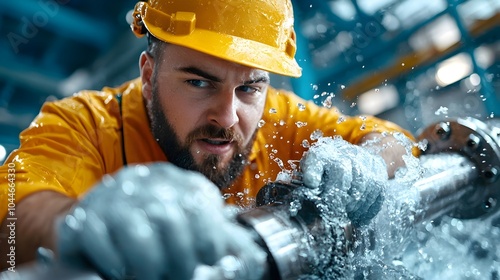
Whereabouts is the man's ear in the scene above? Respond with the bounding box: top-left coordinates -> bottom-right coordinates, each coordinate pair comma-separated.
139,51 -> 154,100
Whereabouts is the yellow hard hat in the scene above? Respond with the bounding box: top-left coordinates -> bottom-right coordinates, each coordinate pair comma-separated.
130,0 -> 302,78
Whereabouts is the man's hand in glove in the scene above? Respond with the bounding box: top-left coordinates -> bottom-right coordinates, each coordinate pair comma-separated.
57,163 -> 266,280
300,137 -> 388,227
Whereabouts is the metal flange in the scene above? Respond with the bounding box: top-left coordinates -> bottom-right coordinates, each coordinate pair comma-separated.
418,117 -> 500,218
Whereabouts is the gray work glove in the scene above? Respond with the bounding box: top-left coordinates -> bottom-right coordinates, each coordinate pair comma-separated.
300,137 -> 387,227
57,163 -> 266,280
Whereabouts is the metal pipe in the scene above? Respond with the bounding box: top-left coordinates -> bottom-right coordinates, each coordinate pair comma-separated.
412,153 -> 478,223
238,154 -> 481,279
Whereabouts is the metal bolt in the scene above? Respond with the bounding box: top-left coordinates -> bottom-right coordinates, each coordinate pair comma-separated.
466,134 -> 481,151
483,166 -> 499,183
436,122 -> 451,140
483,197 -> 497,211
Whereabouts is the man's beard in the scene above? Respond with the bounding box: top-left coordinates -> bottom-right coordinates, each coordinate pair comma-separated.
147,83 -> 256,190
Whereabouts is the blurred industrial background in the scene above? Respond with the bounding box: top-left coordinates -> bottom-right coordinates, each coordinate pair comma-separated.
0,0 -> 499,163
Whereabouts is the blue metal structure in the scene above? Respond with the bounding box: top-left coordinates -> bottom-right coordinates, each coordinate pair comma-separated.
0,0 -> 140,160
0,0 -> 499,161
290,0 -> 500,133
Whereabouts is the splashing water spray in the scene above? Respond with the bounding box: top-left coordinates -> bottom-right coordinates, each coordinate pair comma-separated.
3,117 -> 500,279
237,117 -> 500,279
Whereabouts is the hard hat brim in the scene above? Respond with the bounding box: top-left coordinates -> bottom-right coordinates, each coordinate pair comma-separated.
144,21 -> 303,78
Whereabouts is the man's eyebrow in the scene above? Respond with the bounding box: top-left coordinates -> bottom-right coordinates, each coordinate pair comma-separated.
244,76 -> 270,85
177,66 -> 270,85
177,66 -> 222,83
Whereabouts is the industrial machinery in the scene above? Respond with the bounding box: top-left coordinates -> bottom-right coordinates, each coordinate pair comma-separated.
238,117 -> 500,279
2,117 -> 499,279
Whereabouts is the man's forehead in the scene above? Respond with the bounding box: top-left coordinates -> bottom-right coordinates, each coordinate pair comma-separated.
162,44 -> 270,79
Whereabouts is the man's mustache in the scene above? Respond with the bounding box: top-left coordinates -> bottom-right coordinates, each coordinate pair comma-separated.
185,125 -> 244,145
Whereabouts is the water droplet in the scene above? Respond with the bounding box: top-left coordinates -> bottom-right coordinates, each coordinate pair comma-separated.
434,106 -> 448,116
274,157 -> 285,169
340,85 -> 346,89
269,108 -> 277,114
302,139 -> 310,148
298,103 -> 306,111
417,141 -> 428,151
337,116 -> 346,124
295,121 -> 308,128
425,223 -> 434,232
312,84 -> 319,91
310,129 -> 323,140
322,96 -> 333,108
258,119 -> 266,127
289,199 -> 302,216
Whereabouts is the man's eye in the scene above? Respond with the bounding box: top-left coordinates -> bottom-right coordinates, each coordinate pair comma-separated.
187,80 -> 211,88
238,85 -> 259,94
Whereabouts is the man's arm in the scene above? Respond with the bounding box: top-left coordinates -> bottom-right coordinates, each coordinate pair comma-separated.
0,191 -> 76,269
359,132 -> 411,178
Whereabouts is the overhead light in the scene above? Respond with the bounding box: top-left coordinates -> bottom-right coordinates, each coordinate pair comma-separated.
435,53 -> 472,87
358,85 -> 399,115
428,15 -> 461,51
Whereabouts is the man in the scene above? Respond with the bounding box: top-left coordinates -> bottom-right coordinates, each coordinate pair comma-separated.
0,0 -> 414,278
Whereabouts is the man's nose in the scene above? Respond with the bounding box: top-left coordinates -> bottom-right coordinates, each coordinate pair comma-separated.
207,91 -> 239,129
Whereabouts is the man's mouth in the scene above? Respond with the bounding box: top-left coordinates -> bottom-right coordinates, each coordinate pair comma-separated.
201,138 -> 232,145
195,138 -> 235,156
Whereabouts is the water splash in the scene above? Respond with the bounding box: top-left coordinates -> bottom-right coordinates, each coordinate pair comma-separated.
302,139 -> 310,148
257,131 -> 500,279
434,106 -> 449,116
310,129 -> 324,140
322,95 -> 333,108
295,121 -> 308,128
271,135 -> 424,278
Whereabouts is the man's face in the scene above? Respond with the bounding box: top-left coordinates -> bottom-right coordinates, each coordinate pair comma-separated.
141,44 -> 269,189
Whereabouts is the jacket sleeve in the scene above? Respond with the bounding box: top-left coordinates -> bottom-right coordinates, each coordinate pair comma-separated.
0,92 -> 119,221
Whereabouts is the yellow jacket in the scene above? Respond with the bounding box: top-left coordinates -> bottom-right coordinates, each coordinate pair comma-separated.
0,78 -> 412,220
